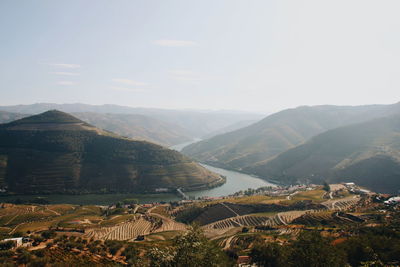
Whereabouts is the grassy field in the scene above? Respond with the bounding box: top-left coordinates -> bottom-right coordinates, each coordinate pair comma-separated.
282,189 -> 326,204
145,230 -> 183,241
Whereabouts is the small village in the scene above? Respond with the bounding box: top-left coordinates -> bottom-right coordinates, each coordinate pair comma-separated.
0,181 -> 398,266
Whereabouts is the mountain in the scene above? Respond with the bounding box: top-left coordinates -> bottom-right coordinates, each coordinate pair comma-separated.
0,111 -> 27,124
0,103 -> 265,138
72,112 -> 191,146
0,110 -> 223,194
1,111 -> 192,147
245,115 -> 400,194
182,103 -> 400,171
201,120 -> 258,139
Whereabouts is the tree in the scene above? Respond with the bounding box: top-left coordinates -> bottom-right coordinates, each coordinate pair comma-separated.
148,225 -> 233,267
0,241 -> 15,250
287,231 -> 346,267
16,248 -> 32,265
323,181 -> 330,192
172,225 -> 231,267
250,242 -> 287,267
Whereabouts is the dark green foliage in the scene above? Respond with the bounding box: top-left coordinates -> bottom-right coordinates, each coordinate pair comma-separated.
0,240 -> 15,250
16,248 -> 32,265
32,235 -> 44,243
175,206 -> 204,224
251,226 -> 400,267
338,227 -> 400,266
121,243 -> 138,265
322,181 -> 330,192
147,225 -> 233,267
104,240 -> 124,255
0,250 -> 14,257
12,231 -> 23,237
123,198 -> 139,205
250,232 -> 346,267
0,110 -> 221,194
250,242 -> 287,267
287,231 -> 346,267
40,230 -> 56,239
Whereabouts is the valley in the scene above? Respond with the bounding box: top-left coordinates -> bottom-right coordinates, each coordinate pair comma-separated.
0,183 -> 399,266
2,1 -> 400,265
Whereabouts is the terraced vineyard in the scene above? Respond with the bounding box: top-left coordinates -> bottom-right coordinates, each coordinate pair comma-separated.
154,218 -> 187,232
322,196 -> 360,210
292,210 -> 364,225
203,209 -> 315,230
203,215 -> 271,230
85,216 -> 153,241
0,205 -> 58,228
274,210 -> 313,225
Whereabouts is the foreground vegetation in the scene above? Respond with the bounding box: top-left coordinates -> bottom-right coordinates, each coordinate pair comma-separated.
0,186 -> 399,266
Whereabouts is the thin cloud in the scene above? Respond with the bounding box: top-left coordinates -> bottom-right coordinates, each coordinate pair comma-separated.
152,39 -> 197,47
112,78 -> 147,86
57,81 -> 76,86
110,86 -> 145,93
50,72 -> 80,76
48,63 -> 81,69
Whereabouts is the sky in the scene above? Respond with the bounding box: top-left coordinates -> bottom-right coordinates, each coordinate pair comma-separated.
0,0 -> 399,113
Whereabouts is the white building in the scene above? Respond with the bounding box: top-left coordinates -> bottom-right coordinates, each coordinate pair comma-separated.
384,197 -> 400,205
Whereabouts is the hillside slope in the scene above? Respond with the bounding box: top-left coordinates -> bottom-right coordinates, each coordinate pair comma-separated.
0,110 -> 223,194
1,111 -> 192,147
182,103 -> 400,171
201,120 -> 257,139
72,112 -> 191,146
245,115 -> 400,193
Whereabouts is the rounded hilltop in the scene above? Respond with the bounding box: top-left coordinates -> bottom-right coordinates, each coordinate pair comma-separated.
0,110 -> 224,194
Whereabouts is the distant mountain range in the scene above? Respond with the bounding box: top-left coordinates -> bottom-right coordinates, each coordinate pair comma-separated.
183,102 -> 400,193
71,112 -> 192,146
201,120 -> 257,139
0,111 -> 27,124
0,110 -> 223,194
0,111 -> 191,147
246,115 -> 400,194
0,103 -> 265,139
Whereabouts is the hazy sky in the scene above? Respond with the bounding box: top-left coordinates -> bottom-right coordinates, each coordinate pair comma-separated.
1,0 -> 399,113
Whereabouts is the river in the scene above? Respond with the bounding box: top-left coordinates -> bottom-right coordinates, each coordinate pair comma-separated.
171,140 -> 276,198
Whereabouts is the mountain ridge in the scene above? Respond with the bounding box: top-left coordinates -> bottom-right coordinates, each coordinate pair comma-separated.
182,102 -> 400,171
244,114 -> 400,193
0,103 -> 265,138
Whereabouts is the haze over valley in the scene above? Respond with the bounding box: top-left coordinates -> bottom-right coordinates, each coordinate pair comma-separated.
1,1 -> 400,266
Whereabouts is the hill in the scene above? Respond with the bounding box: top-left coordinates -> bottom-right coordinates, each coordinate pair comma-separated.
72,112 -> 191,146
0,103 -> 265,138
0,110 -> 223,194
245,115 -> 400,193
201,119 -> 257,139
1,111 -> 193,147
182,103 -> 400,171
